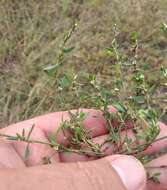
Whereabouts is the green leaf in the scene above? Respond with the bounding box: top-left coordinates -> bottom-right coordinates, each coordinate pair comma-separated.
43,64 -> 59,76
49,133 -> 59,147
113,103 -> 126,113
24,145 -> 30,160
161,66 -> 167,79
131,31 -> 139,42
59,74 -> 71,89
89,75 -> 96,85
75,127 -> 83,141
100,87 -> 110,99
142,63 -> 150,70
161,22 -> 167,35
138,109 -> 149,118
131,96 -> 144,103
148,84 -> 157,95
138,109 -> 159,122
105,47 -> 114,56
79,112 -> 86,121
7,136 -> 18,141
62,46 -> 75,53
133,72 -> 144,83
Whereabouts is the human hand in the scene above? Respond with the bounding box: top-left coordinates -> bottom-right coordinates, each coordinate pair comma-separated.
0,108 -> 166,189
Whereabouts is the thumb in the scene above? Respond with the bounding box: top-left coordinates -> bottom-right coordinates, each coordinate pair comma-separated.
1,155 -> 146,190
107,155 -> 147,190
68,155 -> 147,190
51,155 -> 146,190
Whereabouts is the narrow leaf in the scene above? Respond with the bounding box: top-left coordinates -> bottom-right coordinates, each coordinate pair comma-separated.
24,145 -> 30,160
43,64 -> 59,76
62,46 -> 75,53
27,124 -> 35,140
7,136 -> 18,141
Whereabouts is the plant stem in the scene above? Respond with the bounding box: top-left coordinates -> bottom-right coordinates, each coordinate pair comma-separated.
0,133 -> 106,157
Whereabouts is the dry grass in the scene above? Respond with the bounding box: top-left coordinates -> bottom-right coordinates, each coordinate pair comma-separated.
0,0 -> 167,127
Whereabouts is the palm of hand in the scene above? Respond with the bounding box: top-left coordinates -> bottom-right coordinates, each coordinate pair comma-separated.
0,109 -> 167,190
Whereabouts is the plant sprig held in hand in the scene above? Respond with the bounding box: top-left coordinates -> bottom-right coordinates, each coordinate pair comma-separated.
0,23 -> 167,183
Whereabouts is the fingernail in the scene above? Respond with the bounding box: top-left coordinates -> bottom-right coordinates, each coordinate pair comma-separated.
111,156 -> 146,190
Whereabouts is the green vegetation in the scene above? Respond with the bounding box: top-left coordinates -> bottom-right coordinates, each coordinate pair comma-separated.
0,0 -> 167,127
0,1 -> 167,183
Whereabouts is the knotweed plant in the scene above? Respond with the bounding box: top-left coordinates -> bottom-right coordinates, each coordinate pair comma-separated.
0,23 -> 167,183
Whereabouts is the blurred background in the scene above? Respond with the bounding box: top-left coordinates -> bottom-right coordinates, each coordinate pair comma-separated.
0,0 -> 167,127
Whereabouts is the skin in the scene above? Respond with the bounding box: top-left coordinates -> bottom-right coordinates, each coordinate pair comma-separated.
0,107 -> 166,189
